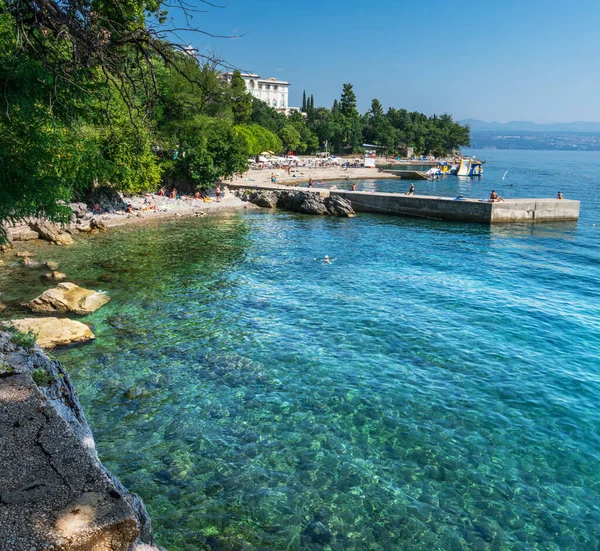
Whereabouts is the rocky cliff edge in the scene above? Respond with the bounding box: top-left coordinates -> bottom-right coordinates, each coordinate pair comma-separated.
0,331 -> 166,551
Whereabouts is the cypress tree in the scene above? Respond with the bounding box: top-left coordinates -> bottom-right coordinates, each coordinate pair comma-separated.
302,90 -> 307,112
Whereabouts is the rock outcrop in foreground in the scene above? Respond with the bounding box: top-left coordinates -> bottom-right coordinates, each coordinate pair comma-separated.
10,317 -> 95,349
0,332 -> 165,551
244,190 -> 356,217
28,283 -> 111,315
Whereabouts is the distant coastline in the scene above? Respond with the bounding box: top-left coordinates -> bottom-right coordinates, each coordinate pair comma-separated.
469,130 -> 600,151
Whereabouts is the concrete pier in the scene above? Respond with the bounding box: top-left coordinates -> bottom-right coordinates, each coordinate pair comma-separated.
228,183 -> 580,224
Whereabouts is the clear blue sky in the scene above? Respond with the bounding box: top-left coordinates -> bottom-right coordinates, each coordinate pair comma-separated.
170,0 -> 600,122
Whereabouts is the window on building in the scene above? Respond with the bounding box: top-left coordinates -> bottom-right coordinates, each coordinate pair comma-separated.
249,80 -> 255,88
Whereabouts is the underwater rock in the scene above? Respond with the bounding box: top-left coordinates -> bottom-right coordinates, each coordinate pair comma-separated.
30,220 -> 74,246
28,282 -> 111,315
0,302 -> 5,311
16,250 -> 34,257
0,331 -> 166,550
45,260 -> 59,271
22,256 -> 42,268
123,384 -> 159,401
44,271 -> 67,281
10,317 -> 95,349
302,521 -> 333,545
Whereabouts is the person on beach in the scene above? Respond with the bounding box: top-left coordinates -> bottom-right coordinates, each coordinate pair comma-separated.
158,187 -> 165,197
557,191 -> 564,199
271,173 -> 276,184
406,183 -> 415,195
351,183 -> 357,191
215,185 -> 221,202
308,178 -> 313,188
489,190 -> 504,202
126,204 -> 134,214
194,191 -> 201,199
93,202 -> 102,215
170,187 -> 177,199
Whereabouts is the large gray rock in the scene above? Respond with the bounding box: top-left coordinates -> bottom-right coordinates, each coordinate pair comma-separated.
28,282 -> 111,315
248,191 -> 278,208
30,220 -> 74,246
246,190 -> 355,217
0,332 -> 166,551
86,187 -> 128,214
278,191 -> 330,215
324,195 -> 356,217
70,202 -> 88,219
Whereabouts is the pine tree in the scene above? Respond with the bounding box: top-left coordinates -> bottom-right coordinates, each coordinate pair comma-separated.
302,90 -> 307,112
369,98 -> 384,119
230,70 -> 253,125
340,83 -> 358,118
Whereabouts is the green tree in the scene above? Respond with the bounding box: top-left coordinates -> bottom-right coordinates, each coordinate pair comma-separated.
302,90 -> 307,112
166,116 -> 247,188
235,124 -> 283,156
369,98 -> 384,119
249,98 -> 287,134
229,70 -> 253,125
279,125 -> 302,152
340,83 -> 359,118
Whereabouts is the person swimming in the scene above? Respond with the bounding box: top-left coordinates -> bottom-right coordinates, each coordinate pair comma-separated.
324,255 -> 331,264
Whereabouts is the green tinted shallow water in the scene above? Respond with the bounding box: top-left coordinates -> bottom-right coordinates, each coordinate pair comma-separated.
2,150 -> 600,550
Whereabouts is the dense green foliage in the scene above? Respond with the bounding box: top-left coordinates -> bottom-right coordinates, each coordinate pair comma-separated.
0,2 -> 469,233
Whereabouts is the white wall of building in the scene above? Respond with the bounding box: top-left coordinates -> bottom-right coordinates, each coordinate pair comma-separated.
224,73 -> 297,114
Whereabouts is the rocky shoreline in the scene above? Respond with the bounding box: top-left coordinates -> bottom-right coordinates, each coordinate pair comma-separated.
0,186 -> 358,550
241,189 -> 355,217
0,330 -> 166,550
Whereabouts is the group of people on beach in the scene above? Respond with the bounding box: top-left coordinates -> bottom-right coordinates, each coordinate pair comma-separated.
157,186 -> 222,202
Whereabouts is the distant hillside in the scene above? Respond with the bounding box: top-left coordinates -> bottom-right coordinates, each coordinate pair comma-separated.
462,119 -> 600,133
469,131 -> 600,151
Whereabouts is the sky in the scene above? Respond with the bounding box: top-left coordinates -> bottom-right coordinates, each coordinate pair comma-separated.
167,0 -> 600,123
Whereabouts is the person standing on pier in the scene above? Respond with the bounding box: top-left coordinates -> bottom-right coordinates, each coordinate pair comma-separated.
406,183 -> 415,195
489,190 -> 504,202
557,191 -> 564,199
308,178 -> 313,188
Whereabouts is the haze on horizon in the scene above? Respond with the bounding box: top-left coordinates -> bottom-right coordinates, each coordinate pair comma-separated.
177,0 -> 600,124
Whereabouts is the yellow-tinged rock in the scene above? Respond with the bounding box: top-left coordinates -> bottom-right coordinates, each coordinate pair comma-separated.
27,282 -> 111,315
10,317 -> 95,349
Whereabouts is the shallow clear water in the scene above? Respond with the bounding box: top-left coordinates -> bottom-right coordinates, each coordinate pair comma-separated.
2,150 -> 600,550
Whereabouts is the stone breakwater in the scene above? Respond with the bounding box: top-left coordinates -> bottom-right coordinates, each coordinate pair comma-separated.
0,331 -> 166,551
241,190 -> 355,217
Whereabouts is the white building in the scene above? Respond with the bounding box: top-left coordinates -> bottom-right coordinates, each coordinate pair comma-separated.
223,73 -> 299,115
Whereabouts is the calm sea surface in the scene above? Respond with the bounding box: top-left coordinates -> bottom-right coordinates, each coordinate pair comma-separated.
2,149 -> 600,550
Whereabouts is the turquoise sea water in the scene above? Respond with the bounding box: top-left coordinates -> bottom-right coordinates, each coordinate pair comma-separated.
2,150 -> 600,550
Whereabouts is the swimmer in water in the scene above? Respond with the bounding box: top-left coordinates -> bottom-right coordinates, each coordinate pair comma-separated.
324,255 -> 331,263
